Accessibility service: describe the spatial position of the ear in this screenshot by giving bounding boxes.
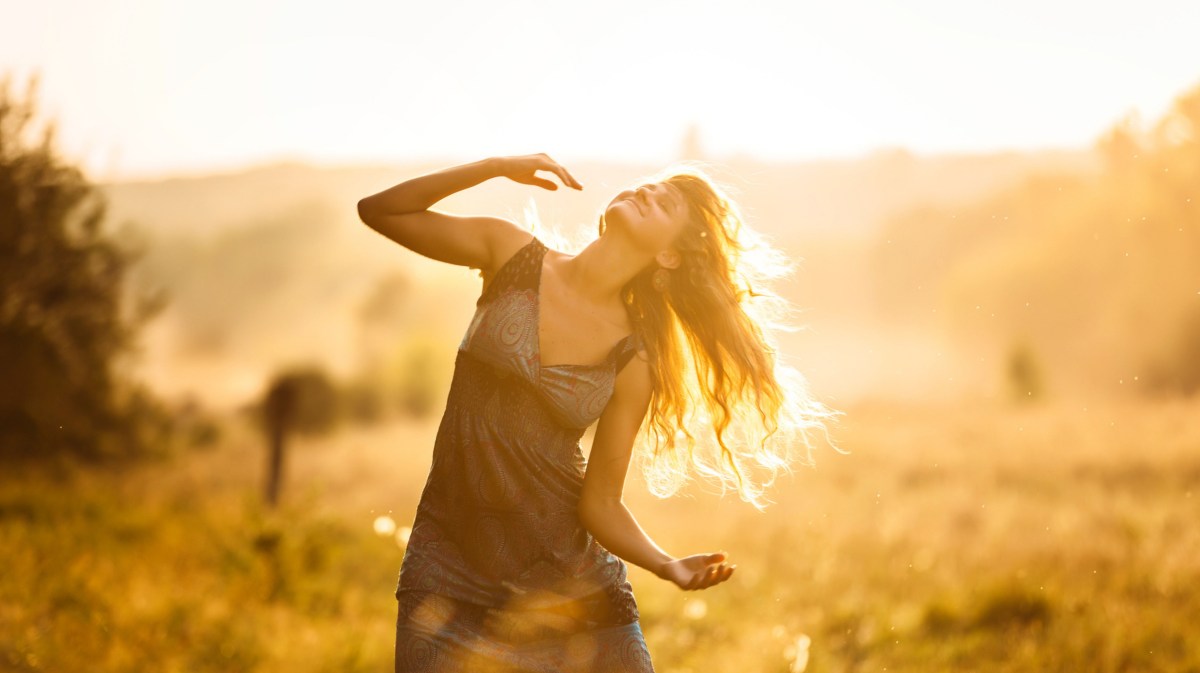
[656,248,682,270]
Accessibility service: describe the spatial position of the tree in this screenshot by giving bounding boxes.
[0,72,166,463]
[259,365,339,507]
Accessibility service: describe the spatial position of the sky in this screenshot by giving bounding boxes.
[2,0,1197,181]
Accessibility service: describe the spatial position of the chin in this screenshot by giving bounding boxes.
[605,213,658,250]
[604,201,634,227]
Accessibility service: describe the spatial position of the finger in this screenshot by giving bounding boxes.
[704,565,727,588]
[528,176,557,191]
[551,166,581,191]
[561,168,583,190]
[534,154,577,188]
[529,168,566,190]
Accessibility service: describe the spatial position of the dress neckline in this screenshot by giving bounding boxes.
[531,237,633,372]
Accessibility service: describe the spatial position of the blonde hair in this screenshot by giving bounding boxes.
[599,163,844,509]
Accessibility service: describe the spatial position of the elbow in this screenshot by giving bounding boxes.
[577,495,616,534]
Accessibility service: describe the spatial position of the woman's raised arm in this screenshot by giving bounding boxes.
[356,154,581,274]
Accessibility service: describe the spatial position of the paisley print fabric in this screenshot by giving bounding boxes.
[394,235,654,672]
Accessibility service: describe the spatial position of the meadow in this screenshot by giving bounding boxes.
[3,395,1197,672]
[4,14,1198,673]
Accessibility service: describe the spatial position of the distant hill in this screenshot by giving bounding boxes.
[95,150,1102,408]
[100,149,1100,244]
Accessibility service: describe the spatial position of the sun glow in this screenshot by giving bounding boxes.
[1,0,1195,180]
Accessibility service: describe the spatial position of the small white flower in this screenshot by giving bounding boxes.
[787,634,811,673]
[373,515,396,536]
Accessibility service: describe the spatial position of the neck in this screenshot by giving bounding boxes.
[560,231,654,307]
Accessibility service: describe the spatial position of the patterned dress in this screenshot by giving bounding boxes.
[394,235,655,673]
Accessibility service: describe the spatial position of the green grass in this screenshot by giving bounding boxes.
[2,398,1198,672]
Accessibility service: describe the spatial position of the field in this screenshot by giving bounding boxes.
[2,396,1198,672]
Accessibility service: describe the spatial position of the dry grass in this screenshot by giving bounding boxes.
[2,396,1198,672]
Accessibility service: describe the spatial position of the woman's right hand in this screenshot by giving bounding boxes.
[494,153,582,191]
[658,552,736,591]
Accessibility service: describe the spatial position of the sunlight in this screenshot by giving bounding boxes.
[2,0,1195,179]
[5,2,1200,671]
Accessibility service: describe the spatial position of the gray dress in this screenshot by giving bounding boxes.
[394,235,655,673]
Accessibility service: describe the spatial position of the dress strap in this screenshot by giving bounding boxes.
[614,330,645,374]
[476,235,543,308]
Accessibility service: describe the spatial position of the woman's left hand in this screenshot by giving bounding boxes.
[657,552,735,591]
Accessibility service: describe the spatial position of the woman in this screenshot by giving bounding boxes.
[357,154,838,673]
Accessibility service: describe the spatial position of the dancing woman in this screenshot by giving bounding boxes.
[357,154,837,672]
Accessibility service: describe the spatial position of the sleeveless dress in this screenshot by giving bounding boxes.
[393,235,656,673]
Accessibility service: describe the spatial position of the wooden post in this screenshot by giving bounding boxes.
[263,378,298,508]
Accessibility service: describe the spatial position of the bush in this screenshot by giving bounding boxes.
[260,365,340,437]
[0,72,168,463]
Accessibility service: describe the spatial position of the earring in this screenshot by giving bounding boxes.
[652,267,671,292]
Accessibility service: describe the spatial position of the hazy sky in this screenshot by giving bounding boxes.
[3,0,1197,181]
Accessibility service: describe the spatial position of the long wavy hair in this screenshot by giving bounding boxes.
[596,163,844,509]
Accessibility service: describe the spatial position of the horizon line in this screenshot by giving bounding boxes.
[95,142,1100,186]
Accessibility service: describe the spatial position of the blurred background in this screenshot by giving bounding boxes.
[1,1,1197,671]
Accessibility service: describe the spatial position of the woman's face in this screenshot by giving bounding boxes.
[604,181,689,262]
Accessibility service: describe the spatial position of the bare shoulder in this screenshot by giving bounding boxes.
[611,346,653,408]
[479,224,538,290]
